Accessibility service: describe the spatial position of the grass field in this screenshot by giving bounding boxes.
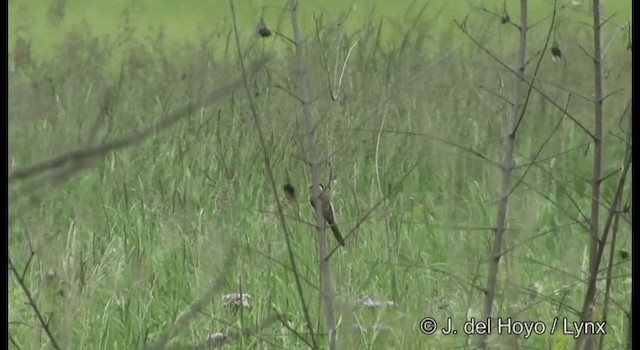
[9,0,631,349]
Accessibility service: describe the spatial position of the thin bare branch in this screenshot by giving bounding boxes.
[455,16,594,139]
[477,1,531,347]
[575,1,607,348]
[9,56,271,184]
[144,243,239,350]
[290,0,337,348]
[9,256,60,350]
[507,93,570,198]
[230,1,319,349]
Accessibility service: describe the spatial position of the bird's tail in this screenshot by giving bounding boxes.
[330,225,346,246]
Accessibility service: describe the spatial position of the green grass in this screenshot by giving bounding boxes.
[9,1,631,349]
[10,0,631,59]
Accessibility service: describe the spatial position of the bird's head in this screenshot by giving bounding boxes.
[309,183,325,191]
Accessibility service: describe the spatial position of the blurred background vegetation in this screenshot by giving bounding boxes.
[9,0,631,349]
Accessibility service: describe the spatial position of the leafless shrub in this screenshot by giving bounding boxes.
[455,1,630,348]
[227,0,319,348]
[10,42,270,350]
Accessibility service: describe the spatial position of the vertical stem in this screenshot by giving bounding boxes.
[477,1,527,348]
[289,1,338,349]
[575,1,603,349]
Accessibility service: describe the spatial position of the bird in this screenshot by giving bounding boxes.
[309,184,346,246]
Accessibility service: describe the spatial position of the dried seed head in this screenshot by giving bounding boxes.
[551,41,564,62]
[500,1,509,24]
[207,332,233,347]
[283,182,296,201]
[356,294,396,308]
[256,18,272,38]
[223,293,251,309]
[618,249,630,260]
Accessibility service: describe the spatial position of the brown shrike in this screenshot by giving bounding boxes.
[309,184,346,246]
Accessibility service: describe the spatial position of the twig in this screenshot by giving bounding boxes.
[9,256,60,350]
[8,56,271,185]
[230,0,319,348]
[144,243,239,350]
[289,0,337,348]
